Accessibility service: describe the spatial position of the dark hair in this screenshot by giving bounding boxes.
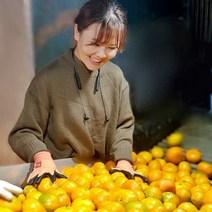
[74,0,127,52]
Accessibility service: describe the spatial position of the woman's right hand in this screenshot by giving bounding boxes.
[27,151,66,185]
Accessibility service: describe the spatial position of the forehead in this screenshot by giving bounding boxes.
[82,23,119,44]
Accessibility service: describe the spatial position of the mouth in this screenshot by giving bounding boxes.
[90,57,102,64]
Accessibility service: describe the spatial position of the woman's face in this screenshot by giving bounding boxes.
[74,23,119,71]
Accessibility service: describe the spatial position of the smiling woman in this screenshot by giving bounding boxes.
[8,0,137,186]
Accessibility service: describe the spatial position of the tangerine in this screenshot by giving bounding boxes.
[148,159,162,170]
[197,161,212,178]
[191,188,204,209]
[199,203,212,212]
[138,151,152,164]
[176,187,191,203]
[150,146,164,159]
[148,169,163,183]
[144,185,162,200]
[185,148,202,163]
[202,189,212,204]
[162,191,180,206]
[122,179,143,190]
[166,132,183,147]
[165,146,184,165]
[105,160,116,170]
[162,162,178,173]
[178,202,198,212]
[156,178,176,193]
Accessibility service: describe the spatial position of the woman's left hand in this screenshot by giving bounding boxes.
[110,160,149,183]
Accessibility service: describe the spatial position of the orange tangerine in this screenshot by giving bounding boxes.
[62,166,76,177]
[191,188,204,209]
[132,151,138,163]
[93,190,114,209]
[71,198,95,211]
[134,190,145,201]
[156,158,166,166]
[37,177,54,193]
[114,175,128,188]
[199,183,211,192]
[134,164,149,177]
[141,197,163,211]
[185,148,202,163]
[68,172,80,181]
[90,188,106,202]
[144,185,162,200]
[150,205,167,212]
[176,187,191,203]
[166,132,183,147]
[177,170,191,179]
[165,146,184,165]
[178,161,191,172]
[125,200,148,211]
[195,175,210,185]
[163,202,178,211]
[162,162,178,173]
[102,181,117,191]
[138,151,153,164]
[162,172,176,181]
[179,175,195,189]
[148,169,163,183]
[162,191,180,206]
[110,171,126,181]
[99,200,125,212]
[121,179,143,190]
[74,176,91,189]
[53,178,68,188]
[23,185,37,195]
[199,203,212,212]
[112,188,139,205]
[74,163,91,172]
[178,202,198,212]
[202,189,212,204]
[59,180,77,197]
[26,190,42,200]
[148,159,162,170]
[156,178,176,193]
[150,146,165,159]
[81,171,94,182]
[197,161,212,178]
[93,168,109,175]
[71,187,91,201]
[105,160,116,171]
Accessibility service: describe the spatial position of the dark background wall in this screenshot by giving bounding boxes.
[31,0,212,150]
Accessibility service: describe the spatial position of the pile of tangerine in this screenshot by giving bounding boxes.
[1,145,212,212]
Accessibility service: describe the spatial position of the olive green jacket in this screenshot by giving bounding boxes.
[9,49,134,163]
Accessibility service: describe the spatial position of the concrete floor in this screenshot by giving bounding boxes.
[158,109,212,163]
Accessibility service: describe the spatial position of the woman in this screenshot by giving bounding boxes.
[9,0,136,184]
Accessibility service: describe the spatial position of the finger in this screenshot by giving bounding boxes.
[0,187,13,201]
[48,173,56,182]
[109,168,134,179]
[0,182,23,196]
[134,173,149,183]
[27,175,38,185]
[35,173,49,184]
[54,171,67,179]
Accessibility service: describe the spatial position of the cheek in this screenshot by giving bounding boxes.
[107,51,118,60]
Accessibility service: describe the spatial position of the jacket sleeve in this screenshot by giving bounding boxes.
[110,79,135,163]
[8,73,50,162]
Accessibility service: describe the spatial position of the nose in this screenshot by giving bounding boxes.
[96,46,107,58]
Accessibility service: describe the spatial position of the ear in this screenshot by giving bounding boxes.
[74,24,80,42]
